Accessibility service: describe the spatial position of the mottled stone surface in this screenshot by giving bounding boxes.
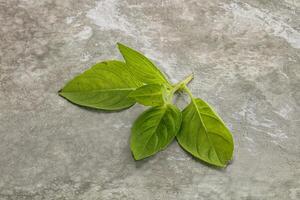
[0,0,299,199]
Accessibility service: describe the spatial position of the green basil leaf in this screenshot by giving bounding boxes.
[177,98,234,167]
[131,104,182,160]
[117,43,169,85]
[128,84,171,106]
[59,60,142,110]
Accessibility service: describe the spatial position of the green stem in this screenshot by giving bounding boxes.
[172,73,194,92]
[182,85,208,132]
[182,84,194,99]
[167,73,194,104]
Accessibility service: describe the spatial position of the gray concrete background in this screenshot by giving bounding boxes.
[0,0,300,199]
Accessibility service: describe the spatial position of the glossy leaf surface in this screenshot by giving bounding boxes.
[128,84,170,106]
[131,104,182,160]
[177,98,234,167]
[59,61,142,110]
[118,43,169,85]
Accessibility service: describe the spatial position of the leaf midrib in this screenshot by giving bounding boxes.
[60,88,137,94]
[191,99,223,165]
[131,92,162,97]
[139,105,168,157]
[118,43,169,84]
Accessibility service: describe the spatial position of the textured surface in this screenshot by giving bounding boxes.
[0,0,299,199]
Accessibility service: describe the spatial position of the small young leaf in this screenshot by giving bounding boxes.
[176,98,234,167]
[59,60,142,110]
[131,104,182,160]
[128,84,170,106]
[117,43,169,85]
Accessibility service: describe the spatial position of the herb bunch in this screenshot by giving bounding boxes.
[59,43,234,167]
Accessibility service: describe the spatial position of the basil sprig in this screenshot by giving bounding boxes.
[59,43,234,167]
